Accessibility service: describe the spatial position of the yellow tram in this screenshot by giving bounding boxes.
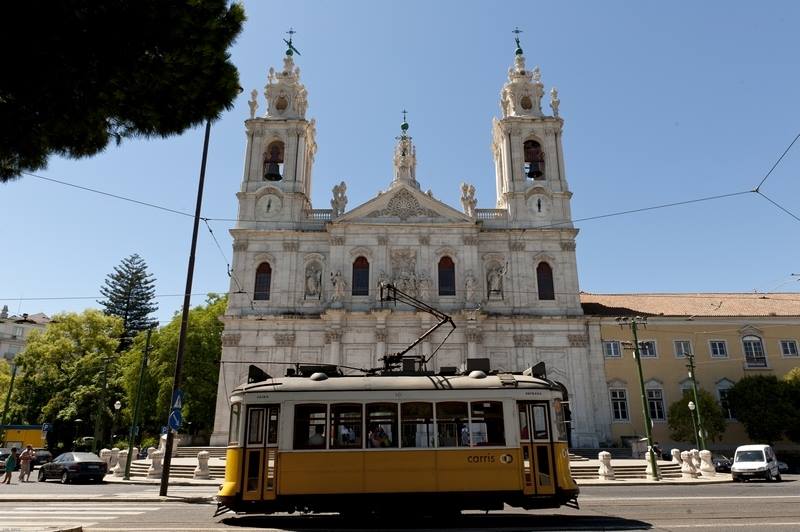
[216,365,579,515]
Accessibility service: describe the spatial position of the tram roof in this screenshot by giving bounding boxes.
[233,373,561,395]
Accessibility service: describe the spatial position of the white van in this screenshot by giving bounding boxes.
[731,444,782,482]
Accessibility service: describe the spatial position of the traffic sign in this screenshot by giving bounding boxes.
[172,389,184,410]
[168,409,182,432]
[161,425,168,435]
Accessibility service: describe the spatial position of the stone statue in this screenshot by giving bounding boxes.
[304,264,322,299]
[464,271,478,303]
[418,271,432,300]
[680,450,698,479]
[331,181,348,217]
[460,182,477,218]
[377,270,388,292]
[699,450,716,478]
[598,451,615,480]
[248,89,258,119]
[670,448,681,464]
[330,271,346,303]
[550,87,560,117]
[487,263,508,298]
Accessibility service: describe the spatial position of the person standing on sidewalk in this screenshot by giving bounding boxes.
[2,448,18,484]
[18,445,34,482]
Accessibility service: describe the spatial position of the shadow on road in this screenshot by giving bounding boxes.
[222,512,652,530]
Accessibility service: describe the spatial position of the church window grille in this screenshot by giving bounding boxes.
[536,262,555,300]
[254,262,272,300]
[352,256,369,296]
[523,140,545,180]
[263,141,285,181]
[438,256,456,296]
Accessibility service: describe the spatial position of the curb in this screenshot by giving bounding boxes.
[0,496,215,503]
[576,478,732,486]
[102,477,219,486]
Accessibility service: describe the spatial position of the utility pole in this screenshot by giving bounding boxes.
[124,326,154,480]
[686,352,707,449]
[160,119,212,497]
[618,316,660,481]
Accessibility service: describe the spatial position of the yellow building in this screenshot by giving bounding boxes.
[1,424,46,449]
[582,293,800,450]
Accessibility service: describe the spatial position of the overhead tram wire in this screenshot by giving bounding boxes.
[0,292,224,301]
[754,191,800,224]
[754,131,800,191]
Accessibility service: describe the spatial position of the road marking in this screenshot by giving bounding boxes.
[583,495,800,501]
[666,523,800,528]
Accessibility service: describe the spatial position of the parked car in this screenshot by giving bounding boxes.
[777,460,789,474]
[38,452,107,483]
[731,444,782,482]
[712,454,732,473]
[32,449,53,467]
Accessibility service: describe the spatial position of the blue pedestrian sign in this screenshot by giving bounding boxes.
[168,409,183,432]
[172,389,184,410]
[161,425,168,435]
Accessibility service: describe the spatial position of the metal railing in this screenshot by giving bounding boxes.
[475,209,508,220]
[308,209,333,221]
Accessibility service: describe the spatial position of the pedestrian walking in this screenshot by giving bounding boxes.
[18,445,34,482]
[2,447,18,484]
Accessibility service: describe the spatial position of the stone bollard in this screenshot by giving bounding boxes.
[699,450,716,478]
[147,450,163,479]
[100,448,112,468]
[132,447,139,461]
[671,448,681,464]
[109,447,120,469]
[645,449,659,480]
[691,449,701,470]
[172,435,180,457]
[597,451,615,480]
[113,449,128,477]
[681,451,698,478]
[147,446,156,459]
[194,451,211,480]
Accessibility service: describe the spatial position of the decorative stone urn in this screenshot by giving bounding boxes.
[699,450,716,478]
[681,451,699,478]
[194,451,211,480]
[147,450,163,479]
[109,447,120,469]
[598,451,615,480]
[113,449,128,477]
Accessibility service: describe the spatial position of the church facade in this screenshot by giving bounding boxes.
[210,41,611,448]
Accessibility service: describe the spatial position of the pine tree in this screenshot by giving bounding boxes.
[98,254,158,348]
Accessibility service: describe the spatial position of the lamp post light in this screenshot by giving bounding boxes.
[685,352,707,450]
[688,401,700,449]
[113,400,122,442]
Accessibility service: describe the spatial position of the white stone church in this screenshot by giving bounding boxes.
[210,40,611,447]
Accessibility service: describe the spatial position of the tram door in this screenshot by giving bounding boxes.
[517,402,555,496]
[242,405,280,501]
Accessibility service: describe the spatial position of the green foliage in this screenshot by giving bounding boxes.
[7,311,122,449]
[667,389,728,444]
[139,436,159,451]
[0,359,11,405]
[727,375,791,444]
[0,1,245,181]
[121,294,226,438]
[783,368,800,443]
[98,254,158,349]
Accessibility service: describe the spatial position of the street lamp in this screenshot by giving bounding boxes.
[113,400,122,442]
[688,401,700,449]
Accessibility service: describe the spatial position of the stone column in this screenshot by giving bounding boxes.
[113,450,128,477]
[326,329,342,366]
[148,450,163,479]
[466,328,482,359]
[194,451,211,480]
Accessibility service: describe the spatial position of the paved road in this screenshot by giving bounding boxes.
[0,475,796,531]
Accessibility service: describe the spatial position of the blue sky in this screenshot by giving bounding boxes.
[2,0,799,325]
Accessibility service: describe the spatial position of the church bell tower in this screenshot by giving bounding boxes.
[492,32,573,229]
[238,33,317,226]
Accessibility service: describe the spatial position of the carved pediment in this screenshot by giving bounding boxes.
[366,189,440,220]
[334,184,474,224]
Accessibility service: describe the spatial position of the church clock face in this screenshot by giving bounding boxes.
[257,193,283,219]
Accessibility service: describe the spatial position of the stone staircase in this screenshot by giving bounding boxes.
[570,447,632,460]
[570,461,682,479]
[175,446,228,458]
[128,460,226,479]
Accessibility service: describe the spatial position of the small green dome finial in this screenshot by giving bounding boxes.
[283,28,301,57]
[512,27,524,55]
[401,109,409,133]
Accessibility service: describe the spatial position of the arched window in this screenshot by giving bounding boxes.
[352,256,369,296]
[742,335,767,368]
[524,140,545,180]
[438,256,456,296]
[536,262,555,300]
[254,262,272,300]
[263,141,285,181]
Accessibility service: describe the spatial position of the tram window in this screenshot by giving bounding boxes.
[553,400,568,442]
[247,408,266,445]
[470,401,505,446]
[267,407,279,445]
[366,403,398,448]
[531,404,549,440]
[518,404,530,441]
[401,402,434,448]
[331,403,363,449]
[293,404,327,450]
[228,403,241,446]
[436,402,469,447]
